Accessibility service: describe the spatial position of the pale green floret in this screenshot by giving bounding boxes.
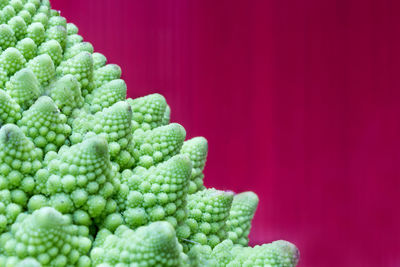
[91,222,187,266]
[15,37,37,61]
[92,64,121,88]
[36,4,49,16]
[31,12,48,28]
[0,47,26,76]
[65,33,83,48]
[0,124,42,191]
[37,39,62,66]
[0,256,42,267]
[23,3,36,16]
[92,52,106,70]
[17,10,32,25]
[57,51,93,94]
[7,16,26,41]
[0,189,24,234]
[127,93,168,131]
[5,68,40,109]
[66,23,78,35]
[181,137,208,193]
[184,189,233,249]
[45,25,67,50]
[30,0,42,9]
[26,22,45,45]
[0,207,92,266]
[116,155,191,232]
[89,102,132,154]
[48,16,66,28]
[227,191,259,246]
[26,53,55,86]
[64,42,93,60]
[0,24,16,50]
[10,0,23,13]
[0,89,22,125]
[227,240,300,267]
[34,136,117,220]
[49,74,84,117]
[87,79,127,113]
[132,123,186,167]
[17,96,71,152]
[2,5,16,23]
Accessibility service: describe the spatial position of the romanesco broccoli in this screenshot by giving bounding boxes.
[0,0,299,266]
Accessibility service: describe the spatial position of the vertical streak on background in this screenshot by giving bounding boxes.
[52,0,400,266]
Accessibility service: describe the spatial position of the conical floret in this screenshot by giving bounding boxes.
[7,16,26,41]
[63,41,93,60]
[0,89,22,125]
[26,22,45,45]
[92,64,121,88]
[38,39,63,66]
[0,24,16,50]
[0,207,92,266]
[49,74,84,116]
[26,53,55,86]
[34,136,116,220]
[15,37,37,61]
[45,25,67,50]
[87,79,127,113]
[132,123,186,168]
[226,191,259,246]
[115,155,191,231]
[17,10,32,25]
[92,52,106,70]
[127,93,168,131]
[181,136,208,193]
[57,51,93,94]
[91,222,186,266]
[184,189,234,248]
[0,124,42,191]
[18,96,71,152]
[0,47,26,76]
[5,68,40,109]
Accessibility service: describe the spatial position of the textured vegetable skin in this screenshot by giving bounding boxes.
[0,0,299,266]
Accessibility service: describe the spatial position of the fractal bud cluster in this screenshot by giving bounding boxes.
[0,0,300,266]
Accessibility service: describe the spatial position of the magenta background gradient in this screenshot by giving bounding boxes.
[52,1,400,266]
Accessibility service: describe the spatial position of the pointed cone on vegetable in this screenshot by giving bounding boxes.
[184,189,234,249]
[0,207,92,266]
[0,124,42,190]
[87,79,127,113]
[0,47,26,76]
[127,93,168,131]
[91,222,186,266]
[18,96,71,152]
[227,191,259,246]
[181,136,208,193]
[0,89,22,125]
[92,64,121,88]
[133,123,186,168]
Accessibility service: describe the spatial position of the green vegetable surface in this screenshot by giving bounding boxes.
[0,0,299,266]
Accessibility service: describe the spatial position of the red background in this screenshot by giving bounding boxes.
[52,1,400,266]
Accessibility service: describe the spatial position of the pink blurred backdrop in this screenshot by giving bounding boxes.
[52,0,400,266]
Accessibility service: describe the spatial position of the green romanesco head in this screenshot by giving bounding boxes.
[0,0,299,266]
